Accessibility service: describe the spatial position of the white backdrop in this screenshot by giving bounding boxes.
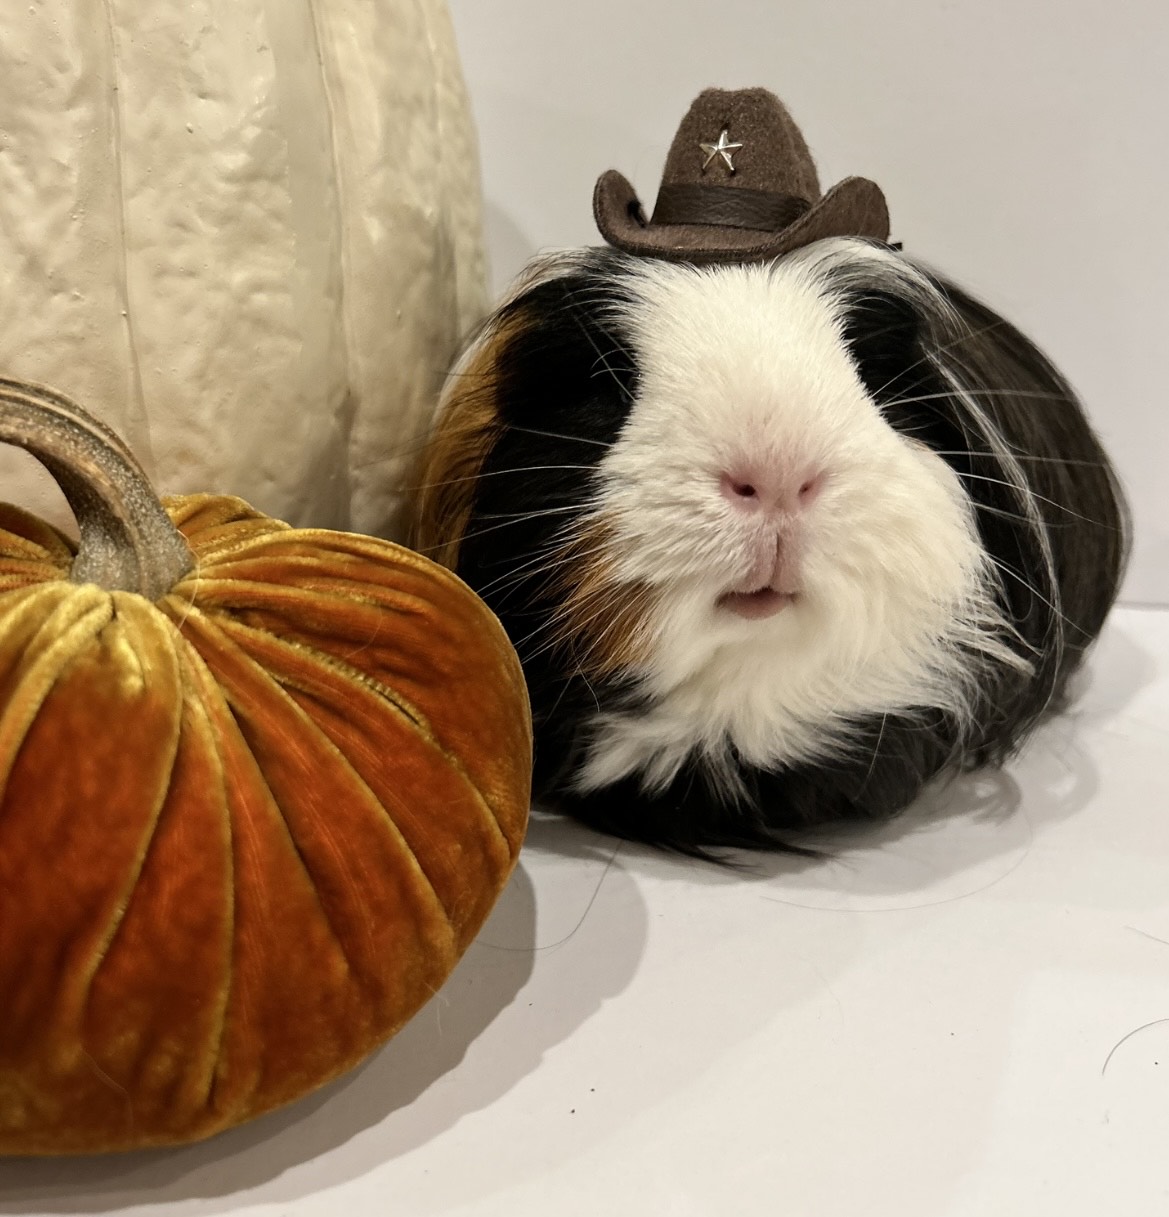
[449,0,1169,605]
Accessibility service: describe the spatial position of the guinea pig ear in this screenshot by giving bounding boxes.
[411,312,514,569]
[840,289,923,402]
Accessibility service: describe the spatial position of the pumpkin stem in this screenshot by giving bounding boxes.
[0,379,194,599]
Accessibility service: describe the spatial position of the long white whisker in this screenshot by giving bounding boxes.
[882,387,1075,408]
[870,317,1008,400]
[986,556,1087,639]
[517,586,646,665]
[475,505,583,522]
[929,450,1106,468]
[508,425,613,449]
[956,472,1115,527]
[474,541,613,597]
[416,505,581,552]
[411,463,600,491]
[558,286,635,403]
[572,662,603,714]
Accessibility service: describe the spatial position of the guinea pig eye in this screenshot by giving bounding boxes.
[495,277,639,437]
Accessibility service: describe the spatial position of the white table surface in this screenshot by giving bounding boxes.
[3,605,1168,1216]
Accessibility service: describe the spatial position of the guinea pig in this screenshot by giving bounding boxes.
[413,97,1128,856]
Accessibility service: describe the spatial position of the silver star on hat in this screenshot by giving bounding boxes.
[699,129,743,173]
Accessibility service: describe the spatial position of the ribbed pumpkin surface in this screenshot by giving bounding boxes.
[0,0,486,539]
[0,494,531,1154]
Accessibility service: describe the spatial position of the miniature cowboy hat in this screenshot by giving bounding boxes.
[594,87,890,264]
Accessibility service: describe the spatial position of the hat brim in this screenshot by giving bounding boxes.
[593,169,890,264]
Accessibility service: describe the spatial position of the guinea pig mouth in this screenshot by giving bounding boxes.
[717,587,798,621]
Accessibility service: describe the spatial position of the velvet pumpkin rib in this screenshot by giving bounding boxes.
[203,611,514,944]
[83,650,238,1139]
[189,570,531,859]
[170,607,472,1134]
[0,505,76,575]
[177,601,459,964]
[174,631,414,1137]
[164,640,371,1143]
[0,588,109,753]
[56,597,187,1045]
[0,590,190,1151]
[163,495,293,564]
[173,536,531,854]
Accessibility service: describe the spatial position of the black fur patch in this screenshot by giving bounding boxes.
[455,253,639,796]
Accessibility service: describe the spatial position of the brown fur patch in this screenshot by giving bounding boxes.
[543,516,656,681]
[413,307,656,681]
[410,315,517,569]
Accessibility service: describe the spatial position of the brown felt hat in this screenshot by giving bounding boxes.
[594,87,890,264]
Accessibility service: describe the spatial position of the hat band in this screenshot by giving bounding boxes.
[651,184,812,232]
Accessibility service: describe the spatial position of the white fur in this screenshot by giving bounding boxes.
[572,242,1022,796]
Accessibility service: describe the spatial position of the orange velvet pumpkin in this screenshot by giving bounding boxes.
[0,380,532,1155]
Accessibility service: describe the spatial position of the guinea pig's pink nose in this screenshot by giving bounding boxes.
[719,468,825,514]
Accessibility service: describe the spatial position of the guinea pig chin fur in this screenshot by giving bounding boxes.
[414,239,1128,856]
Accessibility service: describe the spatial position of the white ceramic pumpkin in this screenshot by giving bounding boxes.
[0,0,485,539]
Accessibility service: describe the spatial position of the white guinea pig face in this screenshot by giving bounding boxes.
[568,252,1008,780]
[598,257,979,626]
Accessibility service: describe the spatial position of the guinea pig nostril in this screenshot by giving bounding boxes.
[797,471,826,506]
[720,473,759,503]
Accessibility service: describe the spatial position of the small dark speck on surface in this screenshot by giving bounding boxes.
[1101,1017,1169,1076]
